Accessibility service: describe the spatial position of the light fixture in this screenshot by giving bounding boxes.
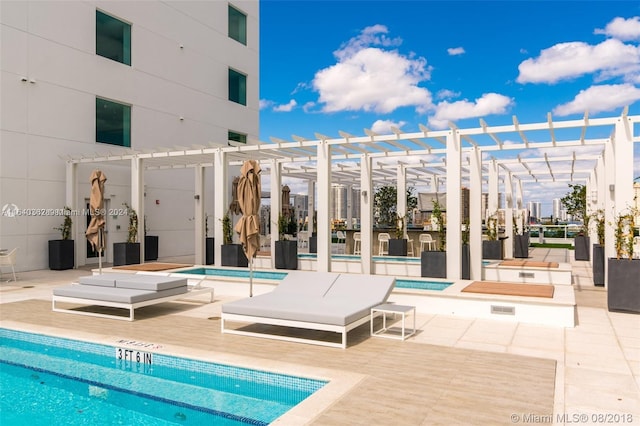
[609,184,615,192]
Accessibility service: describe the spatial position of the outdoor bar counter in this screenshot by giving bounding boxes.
[343,228,441,256]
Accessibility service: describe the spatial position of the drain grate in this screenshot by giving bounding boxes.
[490,305,515,315]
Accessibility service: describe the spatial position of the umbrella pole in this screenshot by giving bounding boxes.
[249,258,253,297]
[98,231,102,275]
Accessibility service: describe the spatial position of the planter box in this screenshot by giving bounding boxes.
[482,240,503,260]
[113,242,140,266]
[607,258,640,313]
[514,233,530,258]
[144,235,158,261]
[592,244,604,286]
[389,239,407,256]
[275,240,298,270]
[309,235,317,253]
[48,239,74,270]
[461,244,470,280]
[574,235,590,261]
[421,251,447,278]
[206,237,214,265]
[221,244,248,267]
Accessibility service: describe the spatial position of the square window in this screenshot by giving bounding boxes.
[228,131,247,145]
[228,69,246,106]
[228,5,247,45]
[96,10,131,65]
[96,98,131,147]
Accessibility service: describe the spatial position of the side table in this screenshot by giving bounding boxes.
[370,303,416,340]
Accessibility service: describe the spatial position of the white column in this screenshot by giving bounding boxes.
[397,164,407,236]
[66,162,79,267]
[586,170,597,244]
[270,160,282,268]
[596,156,605,211]
[446,128,461,279]
[307,180,315,232]
[194,165,205,265]
[487,159,499,219]
[346,184,353,229]
[504,171,514,259]
[515,179,524,210]
[469,147,483,280]
[360,155,373,274]
[317,140,332,272]
[131,157,144,262]
[213,149,227,266]
[603,138,615,287]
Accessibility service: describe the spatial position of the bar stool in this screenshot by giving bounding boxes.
[378,233,390,255]
[419,234,436,251]
[353,232,361,255]
[407,238,415,256]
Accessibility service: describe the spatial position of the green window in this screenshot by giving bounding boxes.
[228,5,247,45]
[96,10,131,65]
[228,131,247,145]
[228,69,246,105]
[96,98,131,147]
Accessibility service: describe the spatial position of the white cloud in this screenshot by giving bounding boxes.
[436,89,460,100]
[313,26,434,114]
[517,38,640,84]
[370,119,406,134]
[273,99,298,112]
[595,16,640,41]
[302,101,316,113]
[447,47,465,56]
[428,93,514,129]
[553,84,640,116]
[259,99,274,110]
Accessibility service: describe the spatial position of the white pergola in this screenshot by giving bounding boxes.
[65,109,638,286]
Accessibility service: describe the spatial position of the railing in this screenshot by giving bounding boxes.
[528,224,582,244]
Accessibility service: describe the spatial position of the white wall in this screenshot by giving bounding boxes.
[0,0,259,271]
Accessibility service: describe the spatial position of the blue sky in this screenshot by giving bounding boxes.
[258,1,640,216]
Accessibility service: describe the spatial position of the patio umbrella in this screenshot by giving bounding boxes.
[86,170,107,274]
[229,176,241,215]
[234,160,261,297]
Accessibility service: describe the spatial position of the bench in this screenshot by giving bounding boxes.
[52,273,213,321]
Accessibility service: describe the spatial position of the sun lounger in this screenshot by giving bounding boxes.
[221,271,395,348]
[52,273,213,321]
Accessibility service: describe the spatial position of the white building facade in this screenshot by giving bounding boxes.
[1,1,260,271]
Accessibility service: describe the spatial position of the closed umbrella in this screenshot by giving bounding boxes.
[86,170,107,274]
[234,160,261,296]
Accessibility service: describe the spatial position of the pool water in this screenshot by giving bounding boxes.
[176,268,288,280]
[395,279,452,291]
[0,329,326,425]
[297,253,421,263]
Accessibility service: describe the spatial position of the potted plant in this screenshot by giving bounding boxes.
[49,206,74,270]
[592,209,605,286]
[607,205,640,313]
[144,215,159,261]
[389,214,408,256]
[205,214,214,265]
[113,202,140,266]
[482,212,503,260]
[561,183,590,261]
[275,214,298,269]
[221,212,247,267]
[421,199,446,278]
[513,211,529,259]
[461,217,470,279]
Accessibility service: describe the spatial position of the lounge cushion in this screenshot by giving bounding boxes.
[273,271,340,297]
[324,274,395,306]
[115,275,188,291]
[77,274,122,287]
[53,284,187,304]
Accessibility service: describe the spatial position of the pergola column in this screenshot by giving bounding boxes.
[469,147,483,280]
[487,158,499,219]
[270,160,282,268]
[66,161,79,268]
[317,139,332,272]
[307,180,315,232]
[503,171,514,259]
[397,164,407,236]
[213,149,227,266]
[194,165,205,265]
[446,128,461,280]
[131,157,144,262]
[360,154,373,274]
[346,184,353,229]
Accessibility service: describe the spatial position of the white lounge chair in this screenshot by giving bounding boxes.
[0,248,17,282]
[221,271,395,348]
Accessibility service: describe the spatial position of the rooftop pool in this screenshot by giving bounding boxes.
[0,329,326,425]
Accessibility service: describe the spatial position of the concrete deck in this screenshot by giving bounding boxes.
[1,248,638,425]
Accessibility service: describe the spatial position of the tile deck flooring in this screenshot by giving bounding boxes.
[1,248,638,425]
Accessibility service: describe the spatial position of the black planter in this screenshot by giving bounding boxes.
[144,235,158,261]
[389,239,408,256]
[48,239,74,270]
[574,235,590,261]
[514,233,530,258]
[607,258,640,313]
[206,237,214,265]
[275,240,298,270]
[592,244,604,286]
[461,244,470,280]
[113,242,140,266]
[221,244,248,267]
[309,235,317,253]
[482,240,503,260]
[421,251,447,278]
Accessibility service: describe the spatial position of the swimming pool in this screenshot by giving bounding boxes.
[0,329,326,425]
[395,279,452,291]
[176,268,288,281]
[298,253,421,263]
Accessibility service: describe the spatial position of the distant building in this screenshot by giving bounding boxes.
[552,199,562,221]
[527,201,542,223]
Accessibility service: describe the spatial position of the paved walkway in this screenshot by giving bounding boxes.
[0,248,638,425]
